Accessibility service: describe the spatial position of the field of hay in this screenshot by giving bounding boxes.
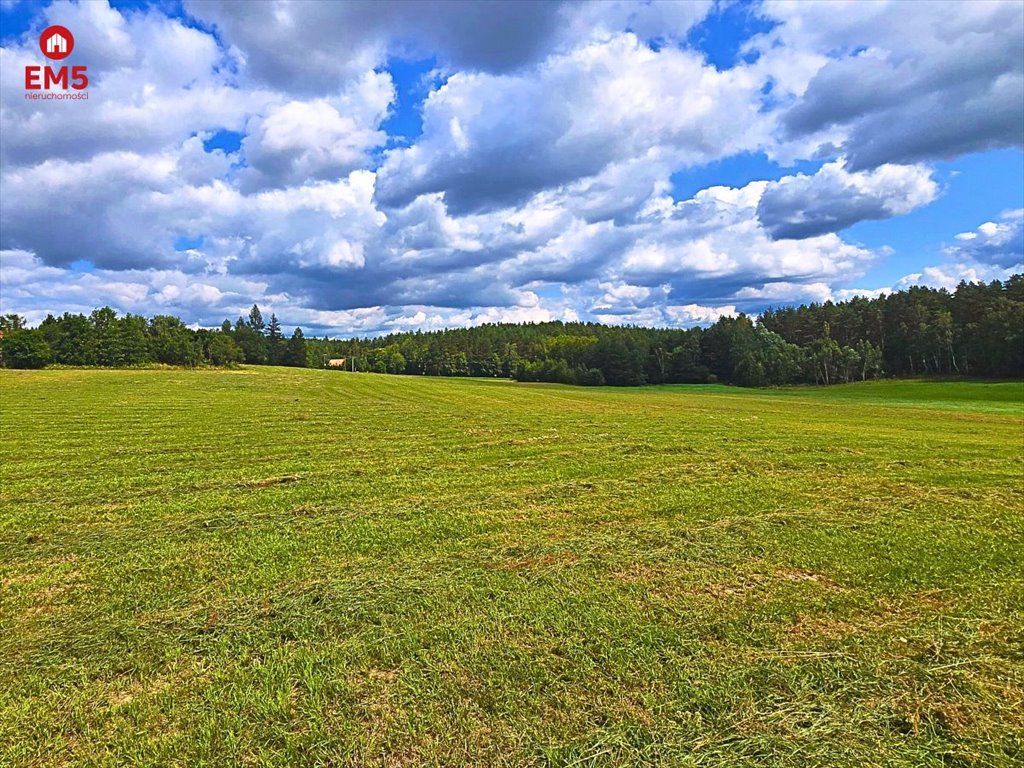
[1,368,1022,766]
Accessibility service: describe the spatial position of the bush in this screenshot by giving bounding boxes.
[0,331,53,369]
[208,333,243,366]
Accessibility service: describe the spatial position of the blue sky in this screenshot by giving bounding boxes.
[1,0,1022,335]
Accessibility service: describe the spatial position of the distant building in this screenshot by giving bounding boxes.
[327,358,347,368]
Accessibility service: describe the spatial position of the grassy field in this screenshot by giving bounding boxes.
[1,369,1022,767]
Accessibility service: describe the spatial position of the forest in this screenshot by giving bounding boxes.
[1,275,1021,387]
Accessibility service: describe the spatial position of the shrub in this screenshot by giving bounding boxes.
[0,331,53,369]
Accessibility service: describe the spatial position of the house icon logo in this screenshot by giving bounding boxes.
[46,32,67,55]
[39,25,74,61]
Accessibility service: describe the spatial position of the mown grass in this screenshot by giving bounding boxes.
[1,368,1022,767]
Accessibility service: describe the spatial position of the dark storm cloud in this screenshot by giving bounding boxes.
[273,262,529,312]
[756,162,936,241]
[758,180,897,241]
[781,2,1024,170]
[184,0,571,91]
[0,156,177,270]
[841,79,1024,171]
[374,128,618,215]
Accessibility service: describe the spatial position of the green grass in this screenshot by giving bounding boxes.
[1,369,1022,767]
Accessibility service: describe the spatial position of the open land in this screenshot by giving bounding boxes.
[1,369,1022,766]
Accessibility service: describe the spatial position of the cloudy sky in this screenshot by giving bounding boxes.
[1,0,1022,336]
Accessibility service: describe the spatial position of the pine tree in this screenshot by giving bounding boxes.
[247,304,265,334]
[267,313,283,365]
[285,328,307,368]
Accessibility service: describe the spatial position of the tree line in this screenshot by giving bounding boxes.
[1,276,1021,386]
[0,305,308,370]
[307,276,1023,386]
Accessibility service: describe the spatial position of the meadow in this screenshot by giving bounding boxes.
[0,368,1022,767]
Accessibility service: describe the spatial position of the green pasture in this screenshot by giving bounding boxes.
[1,369,1021,766]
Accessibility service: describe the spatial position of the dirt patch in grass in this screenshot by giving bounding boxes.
[1,572,39,588]
[776,567,846,591]
[788,590,953,642]
[609,563,846,606]
[238,474,304,488]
